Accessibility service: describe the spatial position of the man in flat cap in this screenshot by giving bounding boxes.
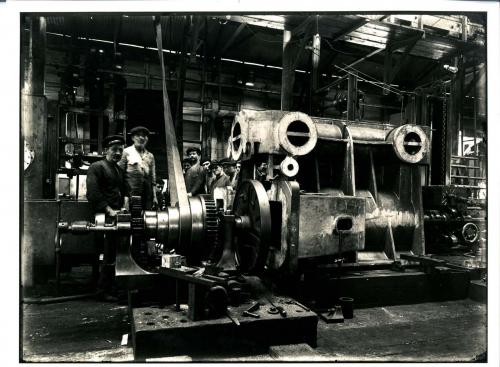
[220,158,239,190]
[86,134,130,301]
[118,126,157,210]
[208,160,231,195]
[184,146,205,196]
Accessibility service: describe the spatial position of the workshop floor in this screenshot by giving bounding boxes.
[22,295,486,362]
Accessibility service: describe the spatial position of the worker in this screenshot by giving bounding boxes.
[184,147,205,196]
[118,126,157,210]
[256,160,267,181]
[209,160,231,195]
[182,158,192,175]
[220,157,238,190]
[202,160,213,193]
[86,135,130,301]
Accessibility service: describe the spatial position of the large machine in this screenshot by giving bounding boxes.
[228,110,430,275]
[58,108,432,285]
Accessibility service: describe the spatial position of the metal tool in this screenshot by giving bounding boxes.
[225,308,240,326]
[242,311,260,318]
[286,299,310,312]
[245,301,261,313]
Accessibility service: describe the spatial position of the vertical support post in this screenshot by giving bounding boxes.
[281,28,294,111]
[311,33,321,115]
[411,166,426,255]
[22,15,47,200]
[383,46,392,97]
[347,72,358,121]
[457,56,465,156]
[445,56,463,184]
[473,61,478,156]
[176,17,189,157]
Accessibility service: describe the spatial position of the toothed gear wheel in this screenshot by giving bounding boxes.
[202,197,219,248]
[130,196,143,233]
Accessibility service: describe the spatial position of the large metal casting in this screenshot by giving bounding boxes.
[228,109,431,275]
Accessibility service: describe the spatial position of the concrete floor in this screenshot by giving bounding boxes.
[21,297,486,362]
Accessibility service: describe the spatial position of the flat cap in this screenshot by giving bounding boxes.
[219,157,236,166]
[186,146,201,155]
[129,126,151,136]
[103,134,125,148]
[210,159,220,167]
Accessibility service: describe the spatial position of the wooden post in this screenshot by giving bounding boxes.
[22,16,47,201]
[347,72,358,121]
[175,17,190,157]
[281,28,294,111]
[311,33,321,115]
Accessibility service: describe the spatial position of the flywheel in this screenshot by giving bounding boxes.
[232,180,272,273]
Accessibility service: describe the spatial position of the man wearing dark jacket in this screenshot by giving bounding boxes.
[86,135,130,301]
[209,160,231,195]
[184,147,205,196]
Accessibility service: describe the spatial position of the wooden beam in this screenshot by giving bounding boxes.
[219,22,246,57]
[388,33,424,53]
[331,15,389,42]
[388,36,421,83]
[331,18,369,42]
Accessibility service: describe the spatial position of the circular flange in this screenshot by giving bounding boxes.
[232,180,272,273]
[280,156,299,178]
[389,124,429,164]
[462,222,479,244]
[277,112,318,156]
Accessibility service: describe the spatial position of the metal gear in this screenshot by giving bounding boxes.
[199,195,219,260]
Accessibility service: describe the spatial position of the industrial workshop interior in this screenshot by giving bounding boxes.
[21,12,488,362]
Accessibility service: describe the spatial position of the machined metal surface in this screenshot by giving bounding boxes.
[232,180,272,273]
[298,194,366,258]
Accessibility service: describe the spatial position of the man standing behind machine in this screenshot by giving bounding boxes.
[119,126,158,210]
[184,147,205,197]
[220,158,238,190]
[208,160,231,195]
[86,135,130,301]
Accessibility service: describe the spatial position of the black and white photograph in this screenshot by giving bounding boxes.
[6,0,499,363]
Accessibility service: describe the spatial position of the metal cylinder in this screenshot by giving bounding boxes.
[280,156,299,177]
[277,112,318,156]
